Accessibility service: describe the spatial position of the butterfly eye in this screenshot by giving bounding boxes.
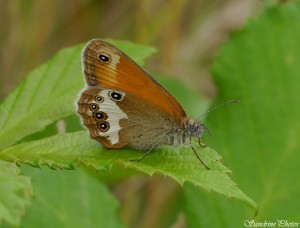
[98,121,110,132]
[94,95,104,103]
[89,103,99,111]
[98,53,110,62]
[93,111,107,120]
[109,91,123,101]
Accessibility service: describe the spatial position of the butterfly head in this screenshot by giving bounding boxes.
[186,120,206,140]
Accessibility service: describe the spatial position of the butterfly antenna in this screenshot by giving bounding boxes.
[196,100,240,121]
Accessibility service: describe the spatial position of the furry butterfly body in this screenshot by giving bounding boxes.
[77,39,207,166]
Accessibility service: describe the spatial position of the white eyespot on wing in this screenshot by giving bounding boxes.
[98,89,127,145]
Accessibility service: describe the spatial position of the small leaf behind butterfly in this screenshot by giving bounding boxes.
[106,38,157,66]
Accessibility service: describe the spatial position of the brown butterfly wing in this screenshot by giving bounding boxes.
[82,39,187,125]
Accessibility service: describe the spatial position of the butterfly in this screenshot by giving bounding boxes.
[77,39,238,169]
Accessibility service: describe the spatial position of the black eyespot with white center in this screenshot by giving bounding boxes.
[94,95,104,103]
[98,121,110,132]
[89,103,99,111]
[93,111,107,120]
[98,53,110,63]
[109,91,124,101]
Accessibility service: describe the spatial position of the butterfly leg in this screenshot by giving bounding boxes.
[190,145,210,170]
[130,149,153,162]
[130,140,162,162]
[198,138,207,148]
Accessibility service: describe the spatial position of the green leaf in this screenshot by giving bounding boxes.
[20,167,124,228]
[0,40,155,150]
[0,131,257,213]
[185,2,300,227]
[0,160,32,226]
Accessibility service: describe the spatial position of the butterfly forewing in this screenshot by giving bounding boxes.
[81,39,187,125]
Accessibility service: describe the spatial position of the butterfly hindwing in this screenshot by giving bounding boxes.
[77,87,126,148]
[77,87,177,150]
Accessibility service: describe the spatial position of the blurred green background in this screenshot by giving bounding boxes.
[1,0,299,227]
